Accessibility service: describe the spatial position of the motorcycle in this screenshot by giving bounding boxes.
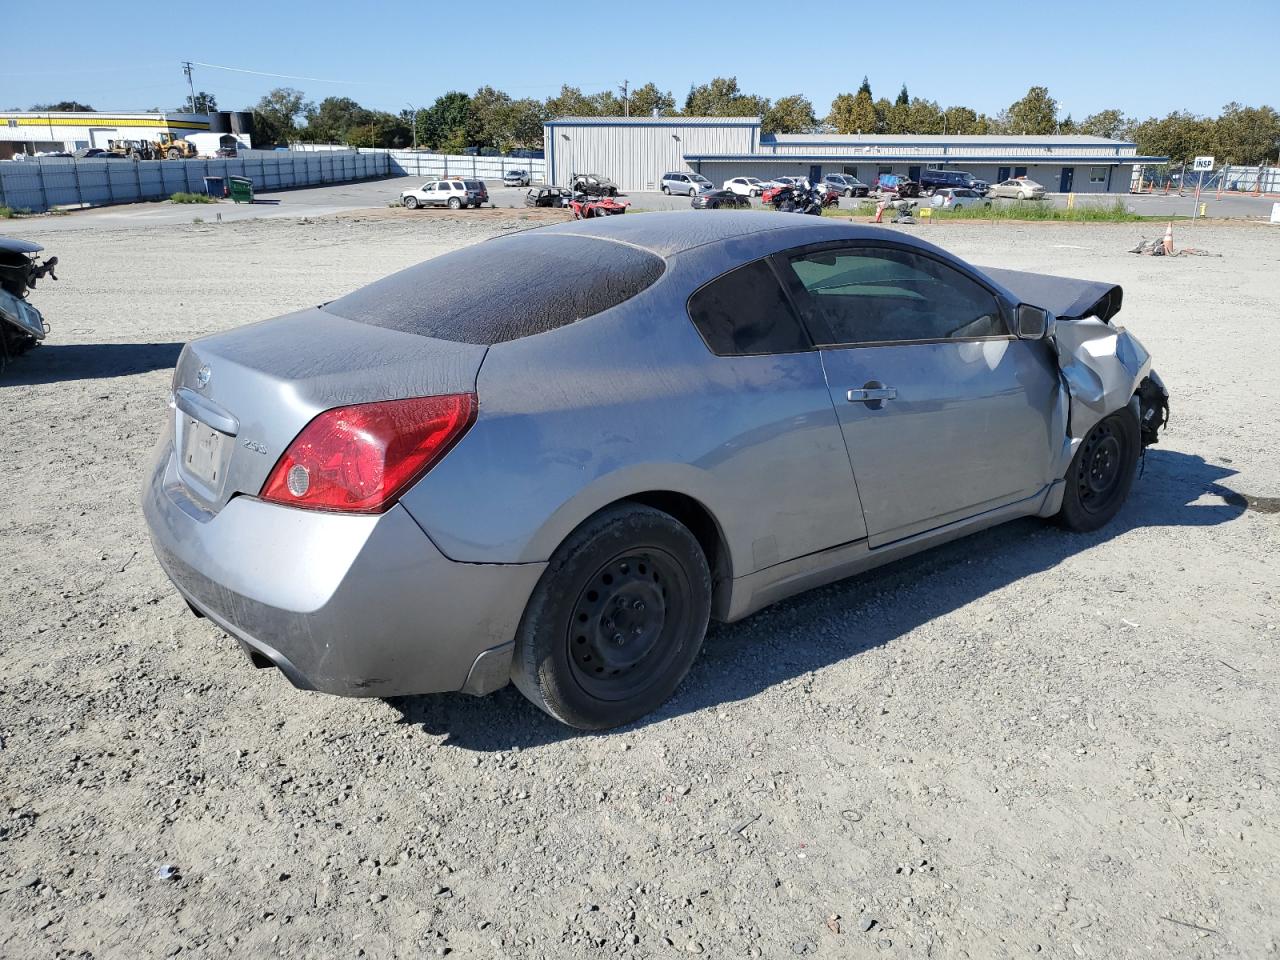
[0,238,58,371]
[772,185,823,216]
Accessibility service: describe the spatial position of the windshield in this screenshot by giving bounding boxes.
[691,175,710,183]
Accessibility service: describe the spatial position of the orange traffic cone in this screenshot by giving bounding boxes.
[1162,222,1174,255]
[874,200,886,223]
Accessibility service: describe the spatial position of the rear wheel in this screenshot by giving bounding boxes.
[403,196,419,209]
[448,197,462,210]
[1055,409,1140,532]
[512,505,711,730]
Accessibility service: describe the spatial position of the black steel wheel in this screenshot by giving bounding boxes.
[1055,408,1140,532]
[512,504,712,730]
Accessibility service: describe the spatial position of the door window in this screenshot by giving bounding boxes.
[686,259,811,356]
[781,246,1007,346]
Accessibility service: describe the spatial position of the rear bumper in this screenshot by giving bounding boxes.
[142,443,545,698]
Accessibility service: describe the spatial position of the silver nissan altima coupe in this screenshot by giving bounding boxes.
[143,212,1169,729]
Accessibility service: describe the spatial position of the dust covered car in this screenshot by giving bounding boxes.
[143,213,1168,730]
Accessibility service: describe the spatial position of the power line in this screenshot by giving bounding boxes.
[191,61,368,85]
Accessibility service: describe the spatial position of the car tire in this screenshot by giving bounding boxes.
[1055,408,1140,533]
[1017,191,1027,200]
[511,504,712,730]
[448,197,462,210]
[403,196,419,209]
[661,185,669,194]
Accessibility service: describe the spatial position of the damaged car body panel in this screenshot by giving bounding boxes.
[983,264,1169,455]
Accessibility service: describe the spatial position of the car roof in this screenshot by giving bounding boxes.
[533,210,955,259]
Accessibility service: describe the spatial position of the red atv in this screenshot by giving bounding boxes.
[570,194,630,219]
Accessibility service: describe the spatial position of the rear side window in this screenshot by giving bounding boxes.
[322,234,665,345]
[687,259,810,356]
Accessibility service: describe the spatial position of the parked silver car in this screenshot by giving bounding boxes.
[503,168,531,187]
[661,171,714,196]
[143,213,1168,729]
[990,177,1047,200]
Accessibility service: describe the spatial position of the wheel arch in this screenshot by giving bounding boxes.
[541,488,734,621]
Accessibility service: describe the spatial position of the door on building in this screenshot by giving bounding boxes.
[997,166,1011,182]
[1059,167,1074,192]
[908,165,922,181]
[775,241,1060,547]
[1013,167,1028,178]
[808,165,822,184]
[89,128,114,148]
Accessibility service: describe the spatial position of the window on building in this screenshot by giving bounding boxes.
[1089,166,1107,184]
[877,165,893,176]
[842,166,858,178]
[1013,167,1028,178]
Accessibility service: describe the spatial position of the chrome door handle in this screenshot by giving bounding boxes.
[846,386,897,403]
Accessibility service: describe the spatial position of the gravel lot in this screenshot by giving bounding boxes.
[1,211,1277,960]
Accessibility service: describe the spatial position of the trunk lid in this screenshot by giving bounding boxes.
[171,308,487,513]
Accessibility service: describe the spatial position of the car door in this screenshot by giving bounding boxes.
[423,181,443,205]
[775,242,1061,547]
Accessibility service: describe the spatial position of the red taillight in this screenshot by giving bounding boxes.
[260,394,475,513]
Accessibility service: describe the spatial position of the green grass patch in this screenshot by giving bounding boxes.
[0,206,13,219]
[170,192,215,204]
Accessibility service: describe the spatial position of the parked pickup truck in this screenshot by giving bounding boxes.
[918,168,989,196]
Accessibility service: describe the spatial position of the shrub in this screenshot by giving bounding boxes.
[170,192,214,204]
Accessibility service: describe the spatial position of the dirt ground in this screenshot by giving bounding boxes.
[1,212,1277,960]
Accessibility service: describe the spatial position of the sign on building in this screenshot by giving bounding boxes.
[1192,156,1214,171]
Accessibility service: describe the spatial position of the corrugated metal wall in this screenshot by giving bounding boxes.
[546,122,756,191]
[0,149,389,213]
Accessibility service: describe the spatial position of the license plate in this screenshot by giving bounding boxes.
[181,417,229,488]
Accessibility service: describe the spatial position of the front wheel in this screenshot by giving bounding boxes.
[1055,409,1140,532]
[661,185,669,194]
[511,504,711,730]
[403,196,419,209]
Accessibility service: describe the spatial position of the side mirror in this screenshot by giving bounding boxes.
[1016,303,1056,340]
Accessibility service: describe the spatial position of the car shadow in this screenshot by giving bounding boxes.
[1,341,183,384]
[389,448,1245,750]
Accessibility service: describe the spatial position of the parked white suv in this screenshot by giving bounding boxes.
[660,171,713,196]
[401,179,489,210]
[722,176,765,197]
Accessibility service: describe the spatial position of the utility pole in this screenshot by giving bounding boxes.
[182,61,197,113]
[406,102,417,150]
[619,79,629,118]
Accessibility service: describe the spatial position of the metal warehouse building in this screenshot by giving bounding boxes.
[0,111,253,159]
[544,116,1165,194]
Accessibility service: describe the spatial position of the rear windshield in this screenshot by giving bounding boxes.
[463,180,483,190]
[321,233,665,345]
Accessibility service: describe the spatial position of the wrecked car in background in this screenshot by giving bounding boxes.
[142,213,1168,731]
[525,185,572,208]
[0,237,58,371]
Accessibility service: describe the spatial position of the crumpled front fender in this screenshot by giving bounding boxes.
[1052,317,1154,442]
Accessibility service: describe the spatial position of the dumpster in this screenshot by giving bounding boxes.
[202,176,225,199]
[228,177,254,204]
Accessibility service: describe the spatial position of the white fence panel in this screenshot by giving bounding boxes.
[0,149,392,213]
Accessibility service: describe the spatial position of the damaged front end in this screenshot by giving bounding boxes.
[985,265,1170,455]
[0,237,58,371]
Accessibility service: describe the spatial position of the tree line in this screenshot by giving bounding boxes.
[20,80,1278,167]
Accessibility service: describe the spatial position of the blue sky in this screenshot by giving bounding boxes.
[2,0,1271,120]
